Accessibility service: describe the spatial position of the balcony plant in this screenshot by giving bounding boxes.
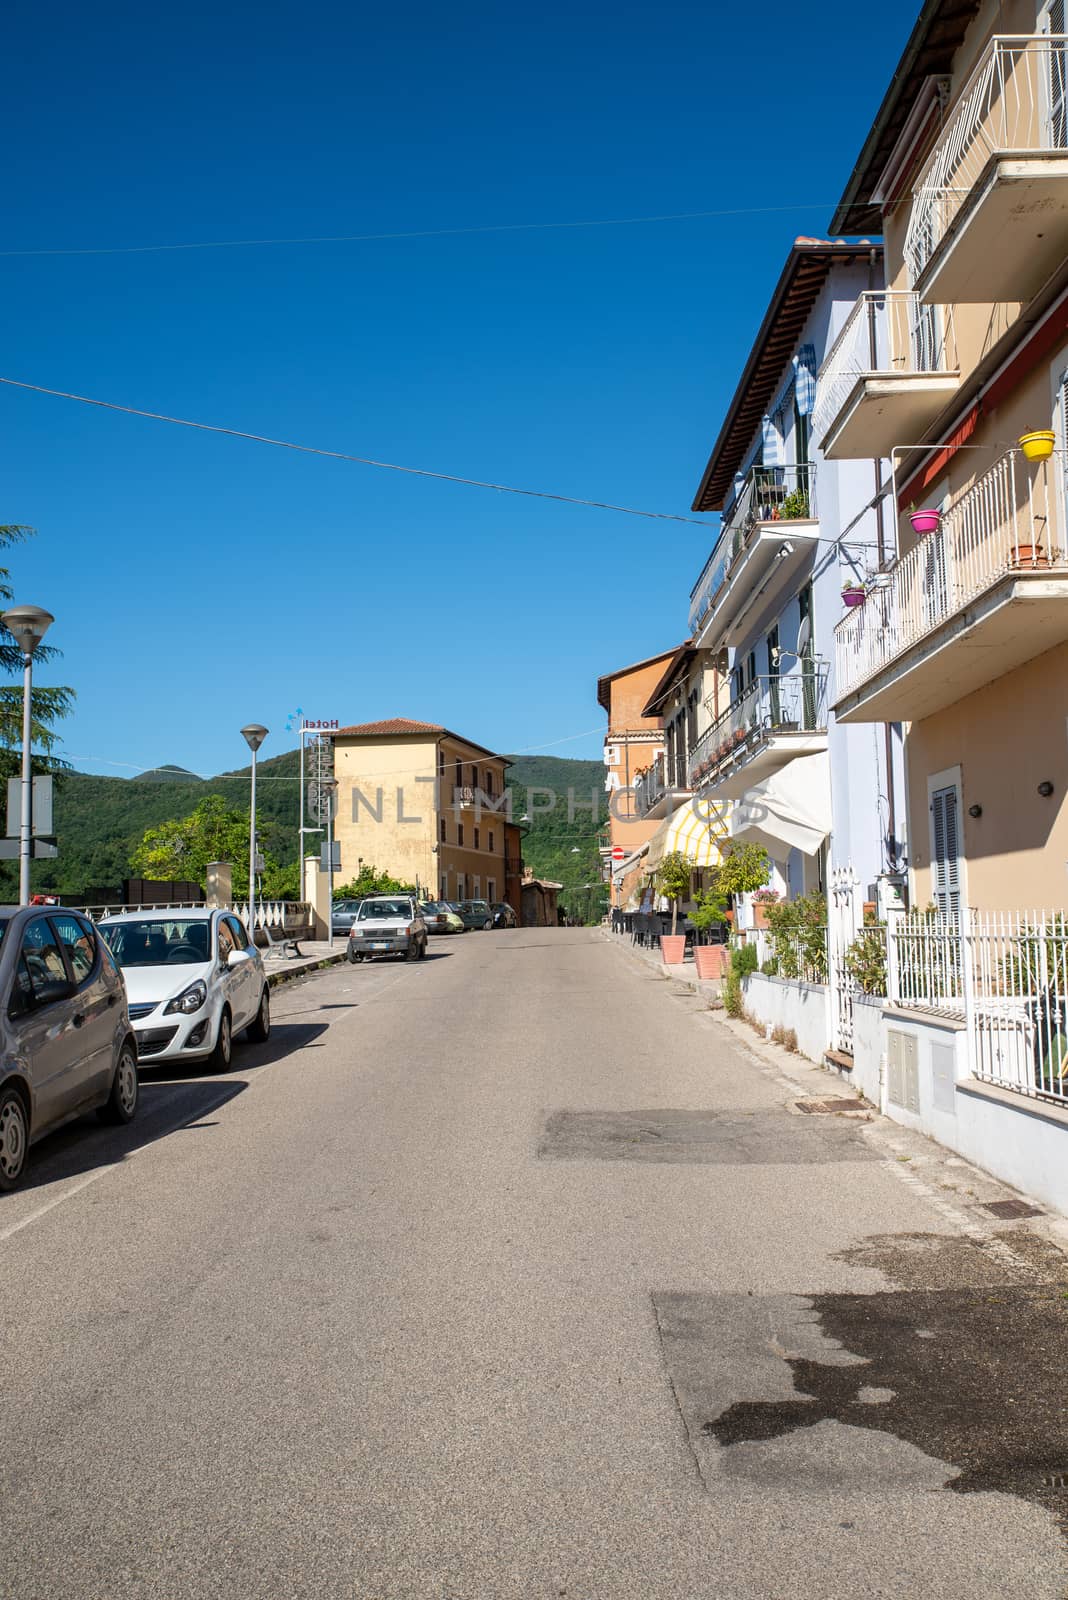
[763,891,828,983]
[841,581,866,609]
[1018,430,1056,462]
[751,887,781,930]
[771,488,810,521]
[654,849,695,964]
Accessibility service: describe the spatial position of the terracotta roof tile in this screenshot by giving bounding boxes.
[334,717,445,738]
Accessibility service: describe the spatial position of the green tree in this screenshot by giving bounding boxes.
[655,850,695,936]
[0,526,75,771]
[717,841,771,898]
[333,863,417,900]
[130,795,261,894]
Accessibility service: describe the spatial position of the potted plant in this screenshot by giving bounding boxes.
[841,581,866,608]
[732,727,747,747]
[655,849,695,964]
[1019,429,1056,462]
[1012,539,1050,568]
[909,505,941,536]
[690,878,730,979]
[752,888,781,929]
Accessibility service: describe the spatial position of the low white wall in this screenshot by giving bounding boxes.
[854,1005,1068,1216]
[742,973,831,1065]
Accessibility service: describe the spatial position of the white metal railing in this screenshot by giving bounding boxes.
[82,900,206,921]
[905,35,1068,285]
[834,448,1065,703]
[688,462,816,635]
[231,900,311,930]
[690,667,828,786]
[812,292,958,447]
[742,925,829,986]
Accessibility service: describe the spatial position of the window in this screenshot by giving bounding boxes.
[488,830,495,853]
[470,764,478,787]
[225,914,249,950]
[440,816,447,844]
[454,759,462,790]
[930,777,963,925]
[10,919,72,1017]
[485,769,494,797]
[457,875,465,900]
[474,827,480,850]
[458,823,464,847]
[217,919,236,965]
[438,748,445,776]
[51,914,97,987]
[487,880,496,903]
[473,877,481,898]
[440,875,448,899]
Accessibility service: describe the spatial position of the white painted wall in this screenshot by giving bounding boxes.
[741,972,832,1065]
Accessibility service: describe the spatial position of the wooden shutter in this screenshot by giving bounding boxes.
[1047,0,1068,146]
[931,784,961,925]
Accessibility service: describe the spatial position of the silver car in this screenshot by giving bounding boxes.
[0,905,139,1193]
[347,896,427,962]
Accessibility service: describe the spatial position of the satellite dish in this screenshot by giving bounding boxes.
[796,615,812,657]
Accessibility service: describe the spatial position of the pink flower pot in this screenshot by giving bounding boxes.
[909,509,941,536]
[693,944,728,980]
[660,935,686,965]
[841,588,866,608]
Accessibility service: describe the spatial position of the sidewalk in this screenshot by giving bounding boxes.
[261,939,347,989]
[603,927,724,1001]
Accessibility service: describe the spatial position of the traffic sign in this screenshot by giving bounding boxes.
[611,846,625,862]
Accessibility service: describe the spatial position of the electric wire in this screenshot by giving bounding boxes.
[0,376,713,526]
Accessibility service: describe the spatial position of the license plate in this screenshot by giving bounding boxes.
[370,941,390,950]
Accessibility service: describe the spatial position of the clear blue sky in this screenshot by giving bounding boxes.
[3,0,910,777]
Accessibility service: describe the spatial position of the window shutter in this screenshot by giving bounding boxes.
[1047,0,1067,145]
[931,785,961,925]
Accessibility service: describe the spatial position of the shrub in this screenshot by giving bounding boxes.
[732,941,759,978]
[763,891,828,982]
[844,916,888,995]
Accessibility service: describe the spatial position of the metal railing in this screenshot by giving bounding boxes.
[812,291,958,447]
[744,925,829,986]
[80,899,311,931]
[905,35,1068,285]
[834,448,1065,703]
[689,668,828,786]
[688,462,816,634]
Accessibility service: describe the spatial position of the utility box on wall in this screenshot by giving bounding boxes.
[887,1029,920,1114]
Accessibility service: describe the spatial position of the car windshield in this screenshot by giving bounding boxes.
[357,900,410,921]
[421,903,445,914]
[100,919,212,966]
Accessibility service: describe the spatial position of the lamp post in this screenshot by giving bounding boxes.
[2,606,53,906]
[241,724,268,940]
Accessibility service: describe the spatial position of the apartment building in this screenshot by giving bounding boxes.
[687,240,901,967]
[332,719,511,904]
[595,648,678,906]
[819,0,1068,915]
[636,642,731,883]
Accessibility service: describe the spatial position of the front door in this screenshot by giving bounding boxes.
[224,914,259,1026]
[8,917,83,1130]
[49,913,116,1098]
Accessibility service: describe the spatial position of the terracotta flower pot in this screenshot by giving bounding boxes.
[693,943,728,980]
[1012,543,1050,568]
[660,934,686,965]
[752,903,773,929]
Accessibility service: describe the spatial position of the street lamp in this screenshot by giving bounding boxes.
[241,724,268,941]
[2,605,53,905]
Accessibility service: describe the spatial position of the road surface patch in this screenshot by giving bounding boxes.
[538,1108,880,1165]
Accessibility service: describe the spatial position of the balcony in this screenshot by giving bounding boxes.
[834,449,1068,723]
[688,463,819,645]
[688,669,828,799]
[633,751,689,820]
[905,36,1068,303]
[813,292,960,460]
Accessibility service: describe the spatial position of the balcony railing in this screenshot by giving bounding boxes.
[905,35,1068,287]
[689,669,828,786]
[689,462,816,634]
[812,291,958,448]
[834,448,1066,704]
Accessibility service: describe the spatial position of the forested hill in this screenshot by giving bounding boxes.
[24,750,609,918]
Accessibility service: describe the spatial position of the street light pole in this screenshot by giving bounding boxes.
[241,724,268,940]
[1,606,54,906]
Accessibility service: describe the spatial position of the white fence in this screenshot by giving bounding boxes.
[78,899,311,931]
[904,35,1068,285]
[813,291,957,449]
[834,448,1063,703]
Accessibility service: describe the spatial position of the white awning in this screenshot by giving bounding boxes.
[645,798,731,871]
[730,753,831,858]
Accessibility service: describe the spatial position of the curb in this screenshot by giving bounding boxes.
[264,952,347,991]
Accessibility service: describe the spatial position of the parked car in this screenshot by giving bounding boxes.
[0,905,139,1193]
[420,901,464,935]
[491,902,518,929]
[444,902,471,932]
[331,898,363,935]
[457,899,495,930]
[347,896,427,962]
[98,909,269,1072]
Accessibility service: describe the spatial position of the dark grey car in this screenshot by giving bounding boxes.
[331,898,363,936]
[0,906,139,1192]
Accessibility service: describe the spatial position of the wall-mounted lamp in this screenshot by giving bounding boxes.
[777,541,795,559]
[1038,780,1055,797]
[968,804,982,818]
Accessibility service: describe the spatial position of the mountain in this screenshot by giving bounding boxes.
[19,750,609,920]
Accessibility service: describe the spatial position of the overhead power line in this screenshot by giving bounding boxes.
[0,376,713,526]
[0,203,837,259]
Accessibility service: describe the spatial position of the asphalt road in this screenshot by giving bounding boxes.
[3,929,1067,1598]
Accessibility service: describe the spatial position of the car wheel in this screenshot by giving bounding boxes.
[246,986,270,1043]
[418,936,428,959]
[347,946,361,964]
[483,918,493,930]
[208,1008,233,1074]
[0,1086,29,1192]
[405,939,419,962]
[99,1041,139,1125]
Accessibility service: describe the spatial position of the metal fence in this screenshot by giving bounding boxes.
[743,924,828,986]
[813,291,958,450]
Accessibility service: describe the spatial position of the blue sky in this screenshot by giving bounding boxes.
[3,0,910,777]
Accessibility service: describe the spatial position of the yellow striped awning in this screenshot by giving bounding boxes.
[645,799,730,871]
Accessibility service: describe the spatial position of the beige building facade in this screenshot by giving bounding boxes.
[596,648,679,906]
[332,718,511,904]
[818,0,1068,913]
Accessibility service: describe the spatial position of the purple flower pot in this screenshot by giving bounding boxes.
[841,588,866,608]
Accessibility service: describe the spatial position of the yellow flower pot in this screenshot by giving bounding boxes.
[1019,430,1056,461]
